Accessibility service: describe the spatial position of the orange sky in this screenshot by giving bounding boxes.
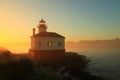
[0,0,120,52]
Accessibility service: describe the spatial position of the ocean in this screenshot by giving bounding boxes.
[66,48,120,80]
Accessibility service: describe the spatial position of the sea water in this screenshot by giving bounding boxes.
[66,48,120,80]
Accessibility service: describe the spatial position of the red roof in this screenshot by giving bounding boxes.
[32,32,65,38]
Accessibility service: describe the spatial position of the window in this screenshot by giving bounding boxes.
[48,41,52,47]
[58,41,62,47]
[39,42,41,47]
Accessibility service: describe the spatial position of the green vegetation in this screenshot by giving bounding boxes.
[0,50,104,80]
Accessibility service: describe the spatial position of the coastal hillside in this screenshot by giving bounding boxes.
[0,50,104,80]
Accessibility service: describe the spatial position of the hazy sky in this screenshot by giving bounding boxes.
[0,0,120,52]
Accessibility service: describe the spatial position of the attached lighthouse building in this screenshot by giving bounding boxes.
[29,19,65,59]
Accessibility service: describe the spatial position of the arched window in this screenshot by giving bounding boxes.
[39,41,41,47]
[58,41,62,47]
[48,41,52,47]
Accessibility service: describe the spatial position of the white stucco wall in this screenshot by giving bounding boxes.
[31,37,65,50]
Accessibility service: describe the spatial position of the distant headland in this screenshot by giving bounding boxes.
[66,38,120,48]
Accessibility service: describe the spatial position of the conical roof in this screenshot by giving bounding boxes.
[39,18,46,23]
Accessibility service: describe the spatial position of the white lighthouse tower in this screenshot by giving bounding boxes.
[29,19,65,60]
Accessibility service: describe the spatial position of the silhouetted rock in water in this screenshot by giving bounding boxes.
[0,51,105,80]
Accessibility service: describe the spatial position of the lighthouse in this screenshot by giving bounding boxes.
[29,19,65,60]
